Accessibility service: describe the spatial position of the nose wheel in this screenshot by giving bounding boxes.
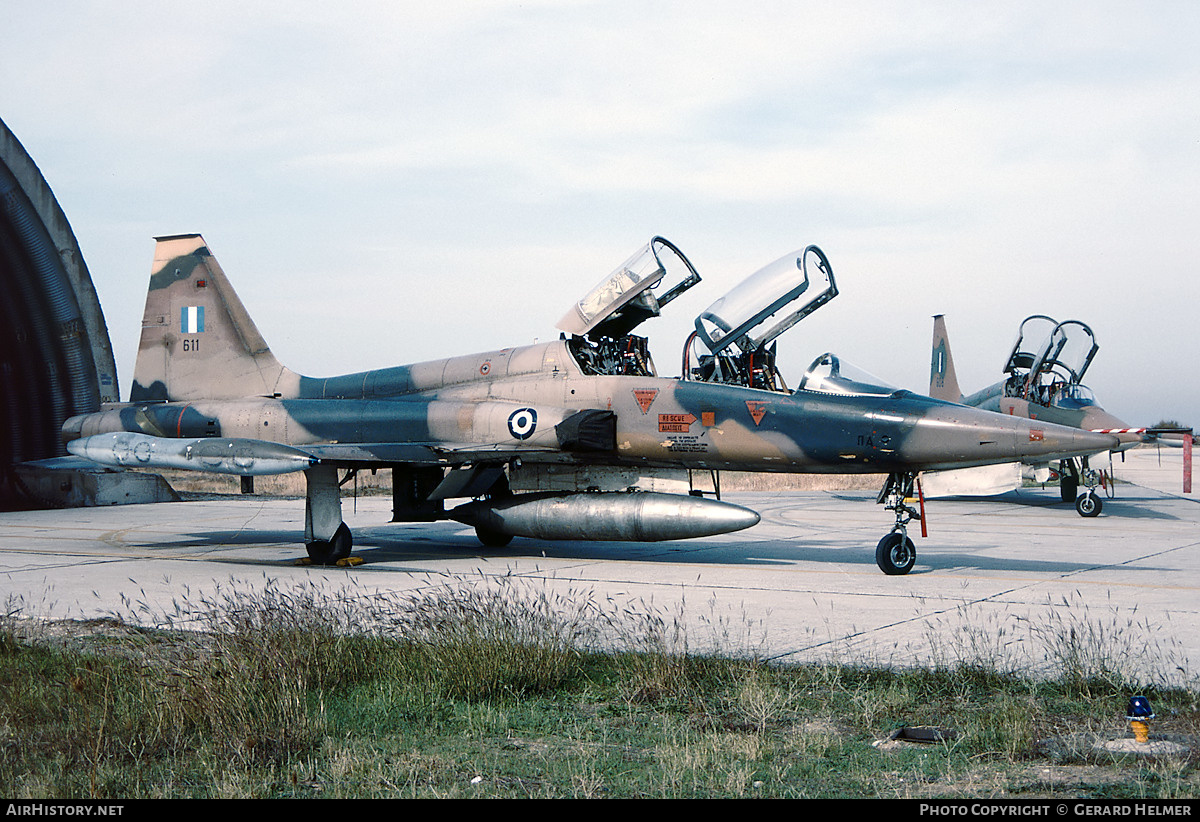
[875,472,922,575]
[1075,490,1103,517]
[876,530,916,575]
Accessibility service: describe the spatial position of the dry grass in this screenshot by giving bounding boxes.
[3,580,1199,799]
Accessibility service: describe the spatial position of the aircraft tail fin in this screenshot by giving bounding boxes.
[929,314,963,403]
[130,234,300,402]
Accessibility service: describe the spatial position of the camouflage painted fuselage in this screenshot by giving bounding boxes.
[68,336,1114,476]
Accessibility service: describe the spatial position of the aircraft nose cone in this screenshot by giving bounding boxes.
[904,403,1122,470]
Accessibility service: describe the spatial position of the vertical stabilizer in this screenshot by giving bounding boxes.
[130,235,300,401]
[929,314,963,402]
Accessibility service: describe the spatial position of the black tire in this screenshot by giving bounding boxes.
[875,532,916,575]
[306,522,353,565]
[1075,491,1102,518]
[1060,475,1078,503]
[475,526,514,548]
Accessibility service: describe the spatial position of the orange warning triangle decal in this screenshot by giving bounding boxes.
[633,389,658,414]
[746,400,768,426]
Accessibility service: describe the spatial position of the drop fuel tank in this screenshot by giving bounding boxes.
[449,491,761,542]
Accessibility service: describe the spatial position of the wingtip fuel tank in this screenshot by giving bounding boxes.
[67,432,318,477]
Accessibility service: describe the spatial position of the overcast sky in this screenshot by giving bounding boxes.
[3,1,1197,427]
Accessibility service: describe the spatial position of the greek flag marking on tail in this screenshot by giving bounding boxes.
[182,306,205,333]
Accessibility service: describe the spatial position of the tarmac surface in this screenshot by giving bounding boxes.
[1,446,1196,682]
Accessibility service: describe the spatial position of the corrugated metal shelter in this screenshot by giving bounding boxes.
[0,116,121,508]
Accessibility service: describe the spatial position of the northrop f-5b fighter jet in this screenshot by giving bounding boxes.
[62,235,1118,574]
[927,314,1192,515]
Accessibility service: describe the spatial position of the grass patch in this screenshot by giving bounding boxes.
[1,582,1197,798]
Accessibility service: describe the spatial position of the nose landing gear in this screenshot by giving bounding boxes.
[1059,458,1108,518]
[875,472,922,575]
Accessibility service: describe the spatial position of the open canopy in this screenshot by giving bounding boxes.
[557,236,700,340]
[1004,315,1099,402]
[693,245,837,357]
[682,245,840,392]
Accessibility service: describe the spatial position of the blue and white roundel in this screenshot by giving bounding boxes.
[508,408,538,440]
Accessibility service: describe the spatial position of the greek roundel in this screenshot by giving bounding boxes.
[507,408,538,440]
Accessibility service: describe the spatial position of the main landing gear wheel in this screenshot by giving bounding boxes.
[475,526,514,548]
[1075,491,1103,518]
[876,531,916,575]
[306,522,353,565]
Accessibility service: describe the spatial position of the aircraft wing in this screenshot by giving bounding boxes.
[301,442,565,467]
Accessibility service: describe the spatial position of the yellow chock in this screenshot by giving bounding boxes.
[295,556,362,567]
